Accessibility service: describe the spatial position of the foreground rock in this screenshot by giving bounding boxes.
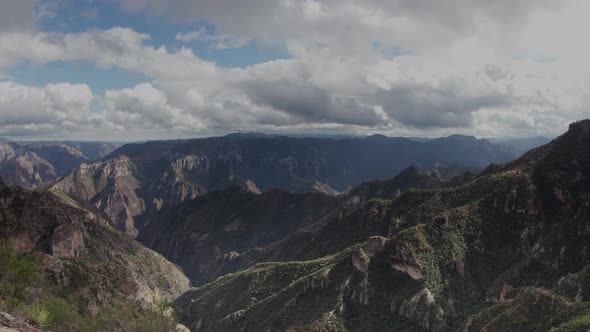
[0,311,40,332]
[0,181,190,329]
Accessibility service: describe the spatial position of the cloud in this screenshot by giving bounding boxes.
[375,83,510,129]
[176,27,249,50]
[0,24,585,138]
[0,1,588,139]
[0,82,93,131]
[103,83,204,130]
[116,0,556,56]
[242,79,383,126]
[0,0,35,32]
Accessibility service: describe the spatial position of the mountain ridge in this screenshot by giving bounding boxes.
[169,119,590,331]
[55,133,517,237]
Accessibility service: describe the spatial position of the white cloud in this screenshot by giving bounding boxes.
[117,0,557,56]
[0,0,588,139]
[0,82,94,135]
[103,83,205,130]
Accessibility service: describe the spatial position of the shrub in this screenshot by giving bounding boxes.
[24,303,54,328]
[0,242,40,303]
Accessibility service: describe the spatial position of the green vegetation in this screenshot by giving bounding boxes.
[465,288,577,331]
[0,242,41,304]
[367,197,393,204]
[560,306,590,331]
[0,242,179,330]
[23,303,54,328]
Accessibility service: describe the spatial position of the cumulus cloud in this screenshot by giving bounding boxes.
[375,84,511,129]
[0,82,93,126]
[117,0,556,56]
[242,79,383,126]
[103,83,204,130]
[0,0,588,139]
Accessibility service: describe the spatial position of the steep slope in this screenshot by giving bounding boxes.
[0,149,56,187]
[139,183,342,285]
[108,133,512,192]
[488,136,553,155]
[21,140,122,160]
[350,165,445,199]
[56,134,511,238]
[0,181,190,330]
[0,141,69,188]
[27,144,87,174]
[53,155,145,237]
[0,140,118,188]
[172,120,590,331]
[138,165,455,286]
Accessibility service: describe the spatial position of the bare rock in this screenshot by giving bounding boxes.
[398,288,445,332]
[391,245,424,280]
[352,247,370,272]
[52,224,85,258]
[499,284,514,302]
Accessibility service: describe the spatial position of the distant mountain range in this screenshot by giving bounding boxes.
[486,136,554,155]
[0,135,551,193]
[53,133,518,237]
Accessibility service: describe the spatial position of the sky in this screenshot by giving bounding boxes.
[0,0,588,140]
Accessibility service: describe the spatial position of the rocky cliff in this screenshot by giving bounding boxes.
[55,133,515,239]
[0,181,190,330]
[139,182,342,285]
[0,140,119,188]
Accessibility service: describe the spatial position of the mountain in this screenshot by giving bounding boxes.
[55,134,514,237]
[170,120,590,331]
[1,122,587,331]
[0,181,190,330]
[0,140,120,188]
[138,184,343,285]
[19,141,123,160]
[138,164,478,287]
[107,133,512,192]
[487,136,553,155]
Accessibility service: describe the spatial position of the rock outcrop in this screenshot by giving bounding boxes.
[0,311,41,332]
[0,184,190,317]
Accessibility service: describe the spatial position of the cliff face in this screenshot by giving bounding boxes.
[0,141,119,189]
[171,120,590,331]
[0,184,190,318]
[53,155,145,237]
[139,185,342,285]
[0,145,57,188]
[138,163,479,287]
[109,133,515,192]
[55,134,514,239]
